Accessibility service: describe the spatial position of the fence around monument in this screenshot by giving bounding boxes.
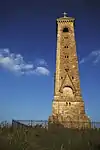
[12,120,48,128]
[11,120,100,129]
[0,120,100,129]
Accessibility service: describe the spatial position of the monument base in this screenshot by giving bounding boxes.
[48,114,91,129]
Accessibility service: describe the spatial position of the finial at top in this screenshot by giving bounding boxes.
[63,12,67,18]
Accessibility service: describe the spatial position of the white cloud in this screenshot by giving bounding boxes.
[35,59,48,67]
[35,67,50,76]
[0,49,50,76]
[79,50,100,65]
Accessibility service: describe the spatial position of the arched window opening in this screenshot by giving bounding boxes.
[63,86,74,98]
[63,27,69,32]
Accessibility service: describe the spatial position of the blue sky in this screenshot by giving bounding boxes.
[0,0,100,123]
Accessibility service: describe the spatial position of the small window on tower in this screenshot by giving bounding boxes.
[65,68,69,72]
[61,77,63,79]
[67,46,68,48]
[66,102,68,106]
[64,46,66,48]
[67,56,69,58]
[72,76,74,79]
[64,37,68,39]
[69,102,71,106]
[63,27,69,32]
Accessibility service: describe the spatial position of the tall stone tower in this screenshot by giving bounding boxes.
[49,13,91,128]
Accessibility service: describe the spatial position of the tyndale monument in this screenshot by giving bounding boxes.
[49,13,91,128]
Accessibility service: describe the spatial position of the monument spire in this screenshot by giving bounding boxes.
[63,12,67,18]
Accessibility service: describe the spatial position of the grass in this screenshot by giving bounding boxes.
[0,123,100,150]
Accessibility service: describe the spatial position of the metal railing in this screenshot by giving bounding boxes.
[10,119,100,129]
[0,120,100,129]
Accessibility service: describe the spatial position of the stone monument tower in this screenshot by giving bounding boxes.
[49,13,91,128]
